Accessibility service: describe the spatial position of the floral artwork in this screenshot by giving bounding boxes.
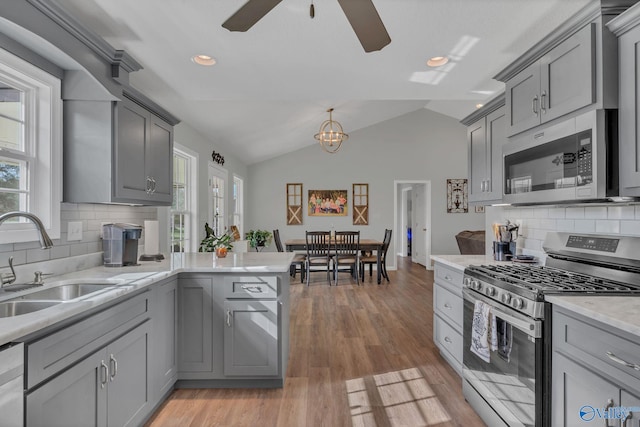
[308,190,348,216]
[447,179,468,213]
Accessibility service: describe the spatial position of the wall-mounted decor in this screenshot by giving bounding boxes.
[475,205,485,213]
[352,183,369,225]
[447,179,468,213]
[286,183,303,225]
[211,150,225,166]
[308,190,348,216]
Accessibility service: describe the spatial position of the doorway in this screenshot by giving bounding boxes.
[393,180,431,270]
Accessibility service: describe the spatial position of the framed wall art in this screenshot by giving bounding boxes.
[286,183,303,225]
[352,183,369,225]
[447,179,468,213]
[308,190,348,216]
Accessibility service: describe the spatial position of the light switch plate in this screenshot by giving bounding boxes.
[67,221,83,241]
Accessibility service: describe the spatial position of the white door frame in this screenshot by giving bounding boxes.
[393,180,432,270]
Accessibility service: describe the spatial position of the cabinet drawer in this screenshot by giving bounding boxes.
[434,315,463,367]
[553,308,640,388]
[26,291,150,389]
[434,283,463,329]
[223,276,278,299]
[434,264,464,288]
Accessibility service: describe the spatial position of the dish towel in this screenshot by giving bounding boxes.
[470,300,498,363]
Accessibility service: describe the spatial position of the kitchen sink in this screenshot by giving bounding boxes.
[18,283,116,301]
[0,300,61,318]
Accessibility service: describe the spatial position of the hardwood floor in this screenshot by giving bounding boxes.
[145,257,486,427]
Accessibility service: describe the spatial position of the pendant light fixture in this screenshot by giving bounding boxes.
[314,108,349,153]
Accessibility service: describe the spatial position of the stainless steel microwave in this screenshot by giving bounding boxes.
[502,109,618,205]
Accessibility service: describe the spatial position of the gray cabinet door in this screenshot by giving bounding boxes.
[26,349,107,427]
[178,278,214,373]
[146,115,173,204]
[506,62,541,136]
[485,107,506,201]
[151,279,178,400]
[552,352,620,427]
[467,118,486,203]
[223,299,279,376]
[115,98,149,201]
[106,321,151,427]
[541,23,595,124]
[618,24,640,195]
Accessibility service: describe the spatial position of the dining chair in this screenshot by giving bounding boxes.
[360,229,392,282]
[333,231,360,285]
[273,229,305,283]
[305,231,332,286]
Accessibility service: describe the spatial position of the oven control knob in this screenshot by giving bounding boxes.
[513,298,524,309]
[502,293,512,304]
[486,286,496,297]
[473,281,482,291]
[463,277,471,287]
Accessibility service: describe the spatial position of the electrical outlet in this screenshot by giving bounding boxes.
[67,221,83,241]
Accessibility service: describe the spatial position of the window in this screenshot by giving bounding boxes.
[170,147,196,252]
[0,48,61,244]
[233,175,243,236]
[208,163,227,237]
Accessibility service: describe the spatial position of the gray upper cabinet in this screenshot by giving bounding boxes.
[609,3,640,196]
[505,24,595,136]
[462,95,505,204]
[64,91,177,206]
[496,2,626,137]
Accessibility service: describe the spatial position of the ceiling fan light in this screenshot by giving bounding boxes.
[314,108,349,154]
[192,55,217,66]
[427,56,449,67]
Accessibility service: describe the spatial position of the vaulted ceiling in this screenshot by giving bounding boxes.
[53,0,593,164]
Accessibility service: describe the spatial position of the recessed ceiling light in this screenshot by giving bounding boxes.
[476,103,484,109]
[192,55,216,66]
[427,56,449,67]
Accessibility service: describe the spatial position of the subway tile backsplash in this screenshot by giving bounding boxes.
[0,203,157,269]
[486,204,640,261]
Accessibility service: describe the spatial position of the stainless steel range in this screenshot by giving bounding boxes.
[462,232,640,427]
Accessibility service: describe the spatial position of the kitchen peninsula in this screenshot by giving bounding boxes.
[0,252,293,426]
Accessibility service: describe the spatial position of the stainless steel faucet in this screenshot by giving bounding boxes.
[0,211,54,249]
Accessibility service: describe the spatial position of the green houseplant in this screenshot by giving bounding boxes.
[245,229,272,250]
[199,223,233,257]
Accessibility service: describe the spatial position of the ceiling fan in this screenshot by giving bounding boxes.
[222,0,391,53]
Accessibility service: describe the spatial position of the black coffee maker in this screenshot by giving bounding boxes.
[492,221,519,261]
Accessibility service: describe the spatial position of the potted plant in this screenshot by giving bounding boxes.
[245,229,272,251]
[199,223,233,257]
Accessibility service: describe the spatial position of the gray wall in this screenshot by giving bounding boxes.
[246,108,485,263]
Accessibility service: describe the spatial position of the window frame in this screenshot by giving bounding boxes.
[233,174,244,237]
[170,144,197,253]
[0,47,61,244]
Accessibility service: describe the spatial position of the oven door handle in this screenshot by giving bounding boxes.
[463,289,542,338]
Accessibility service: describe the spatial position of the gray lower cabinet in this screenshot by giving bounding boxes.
[177,277,214,374]
[150,278,178,402]
[0,343,24,427]
[432,261,465,375]
[552,305,640,426]
[26,320,151,427]
[223,299,279,376]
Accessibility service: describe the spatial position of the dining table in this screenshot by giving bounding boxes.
[284,238,384,284]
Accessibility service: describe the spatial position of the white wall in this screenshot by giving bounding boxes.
[247,108,485,262]
[485,204,640,262]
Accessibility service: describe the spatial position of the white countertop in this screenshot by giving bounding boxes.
[430,254,511,271]
[546,295,640,337]
[0,252,293,346]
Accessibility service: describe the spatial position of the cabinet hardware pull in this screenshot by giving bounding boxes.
[226,309,232,327]
[485,180,490,192]
[532,96,539,115]
[540,91,547,114]
[606,351,640,370]
[100,361,108,388]
[604,399,614,427]
[622,411,632,427]
[444,336,452,343]
[241,285,263,293]
[444,303,452,309]
[109,354,118,381]
[150,177,157,193]
[444,275,451,281]
[145,177,152,194]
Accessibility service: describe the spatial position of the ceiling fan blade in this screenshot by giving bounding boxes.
[336,0,391,52]
[222,0,284,32]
